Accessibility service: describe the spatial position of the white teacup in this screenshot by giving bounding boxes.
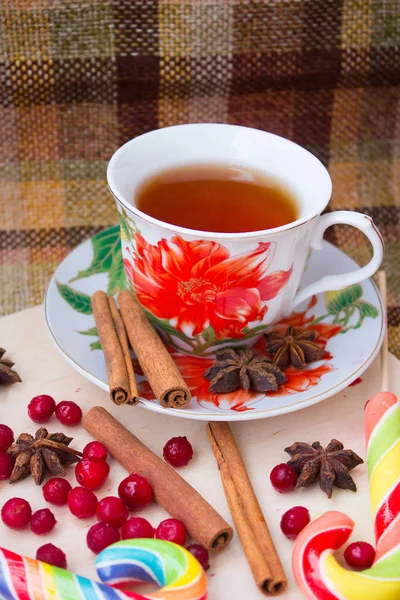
[107,124,383,356]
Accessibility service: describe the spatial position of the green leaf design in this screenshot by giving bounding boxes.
[77,327,98,336]
[107,252,127,296]
[145,312,195,345]
[321,284,379,332]
[201,327,214,342]
[325,284,363,314]
[242,324,269,338]
[90,340,102,351]
[70,226,122,283]
[119,210,131,242]
[119,208,139,243]
[357,301,379,319]
[56,282,92,315]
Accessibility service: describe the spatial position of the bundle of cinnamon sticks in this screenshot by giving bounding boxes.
[91,290,191,409]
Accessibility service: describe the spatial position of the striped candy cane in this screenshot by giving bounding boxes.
[292,392,400,600]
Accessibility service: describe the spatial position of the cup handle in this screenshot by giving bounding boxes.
[292,211,384,309]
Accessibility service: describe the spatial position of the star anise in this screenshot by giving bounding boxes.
[266,326,324,370]
[8,428,83,485]
[203,348,286,393]
[0,348,21,385]
[285,439,364,498]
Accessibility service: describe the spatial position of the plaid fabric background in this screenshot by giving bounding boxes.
[1,0,399,357]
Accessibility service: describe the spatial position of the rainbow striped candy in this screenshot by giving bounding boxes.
[96,539,207,599]
[292,392,400,600]
[0,539,207,600]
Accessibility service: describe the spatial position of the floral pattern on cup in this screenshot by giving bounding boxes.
[55,225,379,358]
[123,232,293,353]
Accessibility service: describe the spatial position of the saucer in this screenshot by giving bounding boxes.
[45,226,384,421]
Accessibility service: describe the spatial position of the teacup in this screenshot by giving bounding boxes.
[107,124,383,356]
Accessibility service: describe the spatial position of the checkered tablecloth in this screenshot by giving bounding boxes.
[1,0,399,357]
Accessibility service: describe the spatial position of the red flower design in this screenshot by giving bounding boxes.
[124,234,292,339]
[136,296,341,412]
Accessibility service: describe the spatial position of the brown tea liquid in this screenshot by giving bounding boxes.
[135,164,299,233]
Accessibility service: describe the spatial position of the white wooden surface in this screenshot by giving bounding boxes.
[1,305,399,599]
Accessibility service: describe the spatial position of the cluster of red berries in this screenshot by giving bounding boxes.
[27,394,82,426]
[1,498,56,534]
[268,463,311,540]
[0,414,208,571]
[68,440,207,569]
[269,462,376,570]
[1,498,62,566]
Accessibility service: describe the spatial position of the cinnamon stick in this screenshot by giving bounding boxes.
[118,290,191,409]
[109,297,139,405]
[207,422,287,596]
[91,291,138,406]
[82,406,233,552]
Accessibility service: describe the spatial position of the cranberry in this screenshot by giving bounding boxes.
[163,436,193,467]
[68,486,98,519]
[156,518,186,545]
[75,458,110,490]
[186,544,210,571]
[270,463,298,493]
[0,425,14,451]
[118,474,153,511]
[1,497,32,530]
[344,541,376,570]
[121,516,154,540]
[97,496,128,529]
[83,441,108,461]
[43,477,72,506]
[0,451,14,480]
[28,395,56,424]
[36,544,67,569]
[31,509,57,536]
[280,506,310,539]
[55,401,82,426]
[87,522,120,554]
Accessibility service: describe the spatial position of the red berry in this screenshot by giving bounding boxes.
[28,395,56,424]
[87,522,120,554]
[55,401,82,426]
[83,441,108,461]
[280,506,310,539]
[121,516,154,540]
[344,541,376,570]
[68,486,98,519]
[186,544,210,571]
[156,518,186,545]
[36,544,67,569]
[31,509,57,536]
[0,451,14,480]
[163,436,193,467]
[270,463,298,493]
[1,497,32,530]
[43,477,72,506]
[0,425,14,451]
[118,474,153,511]
[75,458,110,490]
[97,497,128,529]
